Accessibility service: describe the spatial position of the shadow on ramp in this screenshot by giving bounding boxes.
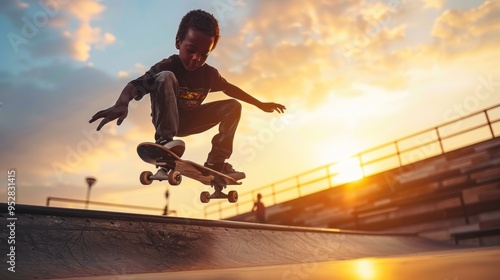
[0,204,472,280]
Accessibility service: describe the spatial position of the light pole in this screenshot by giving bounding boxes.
[85,177,96,209]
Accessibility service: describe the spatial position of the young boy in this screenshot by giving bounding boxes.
[89,10,286,180]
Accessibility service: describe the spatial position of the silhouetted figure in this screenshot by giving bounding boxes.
[162,190,170,216]
[252,193,266,223]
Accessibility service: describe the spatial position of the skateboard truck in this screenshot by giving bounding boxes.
[200,176,238,203]
[140,167,182,186]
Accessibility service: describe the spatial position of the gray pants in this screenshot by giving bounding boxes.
[150,71,241,163]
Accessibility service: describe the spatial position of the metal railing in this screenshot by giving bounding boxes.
[46,197,176,215]
[204,104,500,219]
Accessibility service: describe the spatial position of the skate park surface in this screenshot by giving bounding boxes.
[1,204,499,280]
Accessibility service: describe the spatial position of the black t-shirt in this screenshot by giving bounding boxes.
[129,54,230,110]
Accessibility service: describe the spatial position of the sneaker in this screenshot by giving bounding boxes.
[157,139,185,157]
[204,161,246,181]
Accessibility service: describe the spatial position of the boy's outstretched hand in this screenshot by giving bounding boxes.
[89,103,129,131]
[259,102,286,113]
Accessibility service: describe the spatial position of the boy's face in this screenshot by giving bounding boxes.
[176,28,215,71]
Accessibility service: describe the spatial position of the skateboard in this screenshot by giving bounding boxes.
[137,142,242,203]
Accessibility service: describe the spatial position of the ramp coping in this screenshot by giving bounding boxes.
[1,203,418,236]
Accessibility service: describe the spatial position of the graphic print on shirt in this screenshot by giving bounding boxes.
[177,87,210,110]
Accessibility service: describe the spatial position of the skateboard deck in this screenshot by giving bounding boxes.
[137,142,242,203]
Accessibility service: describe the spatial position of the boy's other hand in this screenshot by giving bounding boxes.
[89,104,129,131]
[259,102,286,114]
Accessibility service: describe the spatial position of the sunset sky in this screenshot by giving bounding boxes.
[1,0,499,219]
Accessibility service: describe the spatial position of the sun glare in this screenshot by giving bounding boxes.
[331,157,364,184]
[355,259,376,279]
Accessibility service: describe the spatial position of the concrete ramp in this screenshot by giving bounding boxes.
[1,204,456,280]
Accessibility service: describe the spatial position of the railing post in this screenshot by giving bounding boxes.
[296,176,301,197]
[326,165,333,188]
[358,154,365,177]
[436,127,444,154]
[46,197,51,207]
[485,110,495,138]
[272,185,276,205]
[459,193,469,225]
[395,141,402,167]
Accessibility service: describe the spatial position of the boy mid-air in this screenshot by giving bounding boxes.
[89,9,286,180]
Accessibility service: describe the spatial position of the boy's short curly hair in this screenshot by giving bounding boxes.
[176,10,220,50]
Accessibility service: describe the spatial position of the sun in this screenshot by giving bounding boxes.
[311,136,365,185]
[330,157,364,184]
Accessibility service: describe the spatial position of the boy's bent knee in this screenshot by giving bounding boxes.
[155,71,177,82]
[227,99,242,111]
[225,100,242,120]
[155,71,178,94]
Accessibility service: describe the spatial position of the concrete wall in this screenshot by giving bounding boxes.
[228,138,500,245]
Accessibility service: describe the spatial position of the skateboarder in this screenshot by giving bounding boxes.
[89,9,285,180]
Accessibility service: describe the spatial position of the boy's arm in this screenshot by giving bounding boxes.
[114,83,138,107]
[223,83,286,113]
[89,83,138,131]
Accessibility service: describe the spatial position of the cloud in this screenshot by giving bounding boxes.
[210,0,409,109]
[117,70,129,78]
[65,0,115,60]
[117,63,148,79]
[3,0,115,62]
[102,32,116,45]
[134,63,147,73]
[432,1,500,53]
[215,0,500,109]
[421,0,445,10]
[0,62,129,187]
[0,0,29,24]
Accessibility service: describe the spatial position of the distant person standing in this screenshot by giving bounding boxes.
[252,193,266,223]
[162,190,170,216]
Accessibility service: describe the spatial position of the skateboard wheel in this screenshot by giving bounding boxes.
[200,191,211,203]
[228,190,238,203]
[140,171,153,185]
[168,170,182,185]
